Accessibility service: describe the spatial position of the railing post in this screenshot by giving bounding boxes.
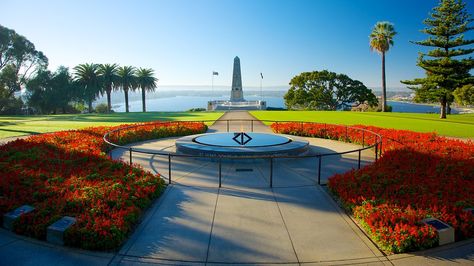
[226,120,229,132]
[375,143,378,161]
[168,154,172,184]
[379,139,383,157]
[218,158,222,188]
[362,131,365,147]
[345,126,348,142]
[129,147,132,164]
[317,156,322,185]
[358,150,361,169]
[269,158,273,188]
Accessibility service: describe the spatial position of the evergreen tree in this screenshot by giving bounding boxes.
[401,0,474,119]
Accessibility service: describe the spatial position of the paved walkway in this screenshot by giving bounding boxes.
[0,111,473,265]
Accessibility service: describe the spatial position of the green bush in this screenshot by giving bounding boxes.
[187,108,206,112]
[95,103,111,113]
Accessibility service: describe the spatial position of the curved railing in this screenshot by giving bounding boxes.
[103,119,383,187]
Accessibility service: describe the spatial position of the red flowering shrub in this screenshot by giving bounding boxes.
[0,121,206,250]
[273,122,474,253]
[354,202,438,253]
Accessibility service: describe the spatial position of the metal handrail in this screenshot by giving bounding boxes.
[103,119,383,187]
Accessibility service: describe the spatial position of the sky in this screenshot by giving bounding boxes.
[2,0,473,89]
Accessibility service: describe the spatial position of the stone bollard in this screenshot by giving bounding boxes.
[47,216,76,245]
[422,218,455,246]
[3,205,35,230]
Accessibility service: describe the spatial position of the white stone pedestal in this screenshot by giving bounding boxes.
[3,205,35,230]
[422,218,455,246]
[47,216,76,245]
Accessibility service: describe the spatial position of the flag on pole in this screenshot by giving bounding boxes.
[213,71,219,76]
[260,73,263,79]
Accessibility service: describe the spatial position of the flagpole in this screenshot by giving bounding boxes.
[212,71,219,98]
[260,73,263,101]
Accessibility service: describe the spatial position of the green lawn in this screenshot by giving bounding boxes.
[3,111,473,139]
[0,112,224,139]
[250,111,474,138]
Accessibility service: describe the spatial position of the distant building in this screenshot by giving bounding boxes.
[208,56,266,111]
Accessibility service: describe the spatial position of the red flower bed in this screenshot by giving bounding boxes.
[0,121,206,250]
[272,122,474,253]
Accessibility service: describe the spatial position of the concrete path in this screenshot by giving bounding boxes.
[0,110,473,265]
[207,110,273,133]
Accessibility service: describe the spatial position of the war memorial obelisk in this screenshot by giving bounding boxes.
[208,56,266,110]
[230,56,244,101]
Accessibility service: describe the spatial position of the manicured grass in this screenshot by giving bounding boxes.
[251,111,474,138]
[0,112,224,139]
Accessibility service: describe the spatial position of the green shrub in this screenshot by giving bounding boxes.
[95,103,111,113]
[187,108,206,112]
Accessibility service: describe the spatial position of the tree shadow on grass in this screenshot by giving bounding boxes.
[0,128,40,135]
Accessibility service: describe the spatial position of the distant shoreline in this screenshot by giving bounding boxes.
[94,88,473,114]
[388,100,474,113]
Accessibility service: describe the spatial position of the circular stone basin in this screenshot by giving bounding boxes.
[176,132,309,157]
[194,133,291,147]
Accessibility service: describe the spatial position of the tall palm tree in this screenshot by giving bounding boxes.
[117,66,136,113]
[136,68,158,112]
[369,21,396,112]
[73,63,100,113]
[98,63,119,113]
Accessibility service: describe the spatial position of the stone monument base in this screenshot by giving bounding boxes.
[208,100,266,111]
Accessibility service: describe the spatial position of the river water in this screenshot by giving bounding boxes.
[96,89,462,114]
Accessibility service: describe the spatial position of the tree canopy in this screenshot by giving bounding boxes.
[284,70,377,111]
[27,66,78,114]
[0,24,48,114]
[401,0,473,118]
[453,84,474,105]
[0,25,48,92]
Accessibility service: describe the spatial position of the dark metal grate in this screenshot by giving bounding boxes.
[236,168,253,172]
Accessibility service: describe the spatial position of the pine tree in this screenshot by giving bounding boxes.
[401,0,474,119]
